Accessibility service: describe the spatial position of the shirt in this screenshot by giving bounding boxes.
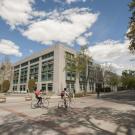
[34,90,41,96]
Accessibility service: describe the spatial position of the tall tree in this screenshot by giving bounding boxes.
[65,45,92,93]
[127,0,135,53]
[121,70,135,89]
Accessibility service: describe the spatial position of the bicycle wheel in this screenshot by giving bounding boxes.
[41,98,49,109]
[65,98,71,109]
[58,100,64,108]
[31,99,37,109]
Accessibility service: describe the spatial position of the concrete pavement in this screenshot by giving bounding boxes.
[0,94,135,135]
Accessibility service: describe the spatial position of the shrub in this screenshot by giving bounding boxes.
[75,93,84,97]
[2,80,10,93]
[28,79,37,92]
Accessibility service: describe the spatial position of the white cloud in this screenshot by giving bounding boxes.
[76,36,88,46]
[0,0,34,29]
[29,49,33,53]
[0,39,22,56]
[23,8,99,45]
[55,0,90,4]
[89,39,135,74]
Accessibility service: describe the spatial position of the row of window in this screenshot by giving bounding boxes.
[14,51,54,69]
[13,60,54,84]
[13,83,53,92]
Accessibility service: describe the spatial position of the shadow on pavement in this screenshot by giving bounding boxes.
[1,106,135,135]
[101,90,135,106]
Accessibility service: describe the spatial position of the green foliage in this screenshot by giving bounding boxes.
[2,80,10,93]
[127,0,135,53]
[28,79,37,92]
[121,70,135,89]
[109,74,119,86]
[65,45,92,77]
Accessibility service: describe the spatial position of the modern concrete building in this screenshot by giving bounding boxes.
[11,45,97,94]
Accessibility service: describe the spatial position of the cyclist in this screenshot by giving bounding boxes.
[60,88,70,108]
[34,88,42,105]
[61,88,68,99]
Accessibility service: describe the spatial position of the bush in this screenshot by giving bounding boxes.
[28,79,37,92]
[2,80,10,93]
[75,93,84,97]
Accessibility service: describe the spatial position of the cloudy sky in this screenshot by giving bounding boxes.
[0,0,134,74]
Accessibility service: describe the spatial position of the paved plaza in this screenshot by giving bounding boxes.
[0,91,135,135]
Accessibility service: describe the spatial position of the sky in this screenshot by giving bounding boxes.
[0,0,134,74]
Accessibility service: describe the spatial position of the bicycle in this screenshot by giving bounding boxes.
[31,94,49,109]
[58,90,73,109]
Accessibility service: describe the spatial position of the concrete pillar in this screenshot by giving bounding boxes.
[17,66,21,92]
[75,74,80,93]
[37,57,42,90]
[26,62,30,90]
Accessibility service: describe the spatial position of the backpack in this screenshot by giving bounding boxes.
[61,91,64,96]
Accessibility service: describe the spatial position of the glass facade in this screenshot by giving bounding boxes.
[29,64,39,81]
[20,85,26,92]
[42,51,54,60]
[65,52,76,91]
[30,57,39,64]
[42,60,54,81]
[42,84,46,91]
[21,62,28,67]
[48,83,53,91]
[13,86,17,91]
[20,67,28,83]
[13,70,19,84]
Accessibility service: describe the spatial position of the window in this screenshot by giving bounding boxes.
[20,67,28,83]
[41,60,54,81]
[42,51,54,60]
[21,62,28,67]
[13,70,19,84]
[20,85,26,91]
[42,84,46,91]
[30,57,39,64]
[66,72,76,81]
[29,64,39,81]
[14,65,20,69]
[13,86,17,91]
[48,83,53,91]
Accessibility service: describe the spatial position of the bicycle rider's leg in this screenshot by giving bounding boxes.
[37,97,41,105]
[64,98,67,108]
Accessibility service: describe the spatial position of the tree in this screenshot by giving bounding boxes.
[101,64,119,92]
[121,70,135,89]
[2,80,10,93]
[28,79,37,92]
[127,0,135,53]
[65,45,92,93]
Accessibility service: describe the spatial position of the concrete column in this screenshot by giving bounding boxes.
[9,69,14,92]
[53,45,60,95]
[37,57,42,90]
[75,74,80,93]
[26,62,30,90]
[17,66,21,92]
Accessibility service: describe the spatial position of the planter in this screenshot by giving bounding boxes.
[0,97,6,103]
[25,96,32,101]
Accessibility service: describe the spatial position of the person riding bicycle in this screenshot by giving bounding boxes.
[60,88,71,108]
[61,88,69,99]
[34,88,42,105]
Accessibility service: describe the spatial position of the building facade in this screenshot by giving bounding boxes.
[11,45,99,94]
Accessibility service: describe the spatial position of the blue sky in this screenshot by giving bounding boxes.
[0,0,134,74]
